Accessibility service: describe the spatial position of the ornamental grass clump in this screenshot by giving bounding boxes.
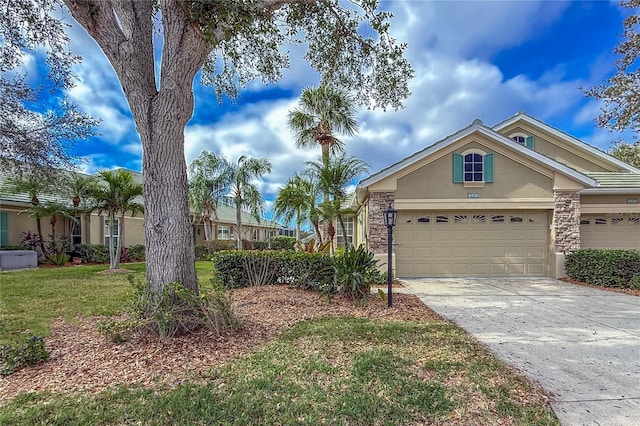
[330,245,381,301]
[98,275,240,341]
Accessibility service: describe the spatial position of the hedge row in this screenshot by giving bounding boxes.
[211,251,333,291]
[565,249,640,289]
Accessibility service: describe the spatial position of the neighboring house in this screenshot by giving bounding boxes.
[0,169,145,249]
[1,169,286,250]
[192,202,287,246]
[352,112,640,278]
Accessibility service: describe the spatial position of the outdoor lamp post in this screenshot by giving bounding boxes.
[383,203,397,307]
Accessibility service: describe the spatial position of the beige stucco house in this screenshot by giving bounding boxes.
[352,112,640,278]
[0,169,287,250]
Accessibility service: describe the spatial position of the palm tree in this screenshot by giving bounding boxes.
[65,173,99,243]
[222,155,272,250]
[288,85,359,168]
[1,173,57,256]
[306,155,368,249]
[274,173,313,241]
[91,169,143,270]
[188,151,230,241]
[288,85,358,242]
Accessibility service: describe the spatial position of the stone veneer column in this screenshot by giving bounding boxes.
[553,191,581,253]
[367,192,395,254]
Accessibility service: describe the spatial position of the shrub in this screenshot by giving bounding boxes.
[69,244,110,264]
[194,241,236,260]
[98,276,240,341]
[253,241,269,251]
[49,252,69,266]
[271,236,296,251]
[87,244,110,263]
[565,249,640,288]
[331,246,381,300]
[211,250,333,291]
[127,244,145,262]
[0,334,49,375]
[630,274,640,290]
[0,245,27,251]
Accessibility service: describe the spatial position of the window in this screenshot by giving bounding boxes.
[104,218,119,246]
[611,217,624,225]
[453,151,494,183]
[472,214,486,223]
[252,229,260,241]
[417,216,430,223]
[510,133,535,149]
[337,217,354,248]
[510,215,523,223]
[491,215,505,223]
[71,216,82,245]
[436,215,449,223]
[454,215,468,223]
[595,218,607,225]
[630,217,640,225]
[218,226,231,240]
[464,153,483,182]
[580,218,590,225]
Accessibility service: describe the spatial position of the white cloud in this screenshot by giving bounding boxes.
[51,1,625,203]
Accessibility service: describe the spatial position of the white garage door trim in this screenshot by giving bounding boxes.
[395,210,548,277]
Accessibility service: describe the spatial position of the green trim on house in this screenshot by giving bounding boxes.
[525,135,535,150]
[483,153,494,183]
[452,153,463,183]
[0,211,8,246]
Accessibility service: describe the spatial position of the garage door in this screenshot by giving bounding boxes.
[395,211,548,277]
[580,214,640,249]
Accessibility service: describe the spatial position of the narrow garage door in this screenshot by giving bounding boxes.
[395,211,548,277]
[580,214,640,249]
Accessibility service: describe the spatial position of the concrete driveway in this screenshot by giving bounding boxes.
[401,278,640,426]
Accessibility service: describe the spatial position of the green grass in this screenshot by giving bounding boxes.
[0,262,559,425]
[0,261,213,344]
[0,318,558,425]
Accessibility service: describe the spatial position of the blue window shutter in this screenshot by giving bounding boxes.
[0,211,8,246]
[525,135,535,149]
[453,153,463,183]
[484,154,494,183]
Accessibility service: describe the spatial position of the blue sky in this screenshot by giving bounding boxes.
[21,1,632,213]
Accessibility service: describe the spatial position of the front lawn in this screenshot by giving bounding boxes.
[0,262,212,345]
[0,263,559,425]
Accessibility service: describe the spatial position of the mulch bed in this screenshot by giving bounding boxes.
[0,285,440,401]
[560,277,640,297]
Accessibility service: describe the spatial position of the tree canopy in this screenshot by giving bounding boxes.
[1,0,414,334]
[610,140,640,168]
[0,1,97,173]
[585,0,640,138]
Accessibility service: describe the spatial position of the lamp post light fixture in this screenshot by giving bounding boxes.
[383,203,397,307]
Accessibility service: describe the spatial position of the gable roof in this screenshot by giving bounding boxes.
[357,118,598,192]
[493,112,640,174]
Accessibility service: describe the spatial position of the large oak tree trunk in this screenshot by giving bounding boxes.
[65,0,212,296]
[140,110,198,293]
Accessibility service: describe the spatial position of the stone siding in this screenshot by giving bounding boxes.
[553,191,580,253]
[367,192,395,254]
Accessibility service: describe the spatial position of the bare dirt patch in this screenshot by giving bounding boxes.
[0,285,440,401]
